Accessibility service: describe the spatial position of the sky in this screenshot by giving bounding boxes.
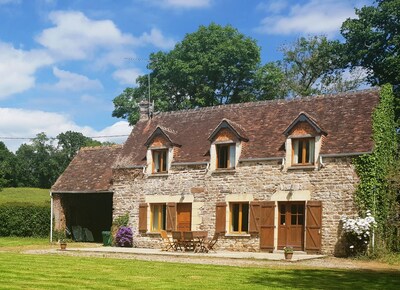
[0,0,373,151]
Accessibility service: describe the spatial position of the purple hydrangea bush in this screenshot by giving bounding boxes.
[115,226,133,247]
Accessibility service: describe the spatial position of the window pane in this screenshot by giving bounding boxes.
[218,145,229,168]
[298,214,304,225]
[298,140,304,164]
[291,214,297,225]
[291,204,297,214]
[152,205,160,231]
[232,204,239,232]
[293,140,299,163]
[308,139,315,164]
[242,203,249,232]
[161,150,167,172]
[280,204,286,225]
[305,140,310,163]
[154,152,160,172]
[229,145,236,168]
[162,204,166,230]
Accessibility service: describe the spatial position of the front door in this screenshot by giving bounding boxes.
[176,203,192,232]
[278,202,305,250]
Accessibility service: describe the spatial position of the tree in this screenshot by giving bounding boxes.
[252,62,288,100]
[56,131,101,169]
[341,0,400,119]
[0,141,16,189]
[113,23,261,125]
[279,35,364,97]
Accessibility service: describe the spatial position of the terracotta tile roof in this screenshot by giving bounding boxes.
[115,89,380,167]
[51,145,122,193]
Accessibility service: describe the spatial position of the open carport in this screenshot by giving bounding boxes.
[51,145,122,242]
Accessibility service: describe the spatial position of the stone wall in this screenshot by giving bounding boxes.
[112,156,359,255]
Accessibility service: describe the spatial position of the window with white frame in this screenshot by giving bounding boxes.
[292,138,315,165]
[150,203,166,232]
[230,202,249,233]
[152,149,168,173]
[216,143,236,169]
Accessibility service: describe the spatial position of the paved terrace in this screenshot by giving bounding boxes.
[62,246,325,261]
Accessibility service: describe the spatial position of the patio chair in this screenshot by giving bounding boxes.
[182,231,195,252]
[171,231,183,251]
[160,230,174,251]
[203,232,220,253]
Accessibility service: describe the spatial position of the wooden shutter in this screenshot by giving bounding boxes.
[166,203,177,232]
[138,203,148,233]
[215,202,227,234]
[305,201,322,254]
[259,201,275,252]
[249,202,261,234]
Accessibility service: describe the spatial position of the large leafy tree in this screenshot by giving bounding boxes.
[341,0,400,119]
[278,35,364,97]
[0,141,16,189]
[113,23,261,125]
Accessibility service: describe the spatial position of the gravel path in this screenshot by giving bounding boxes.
[23,249,400,271]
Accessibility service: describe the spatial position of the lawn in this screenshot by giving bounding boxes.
[0,239,399,290]
[0,187,50,206]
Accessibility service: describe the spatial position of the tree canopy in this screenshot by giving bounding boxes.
[113,23,261,125]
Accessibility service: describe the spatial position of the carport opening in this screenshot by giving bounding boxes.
[62,193,113,242]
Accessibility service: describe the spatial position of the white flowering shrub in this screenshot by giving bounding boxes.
[341,210,377,256]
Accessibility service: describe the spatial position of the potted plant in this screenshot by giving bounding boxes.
[283,246,294,260]
[54,230,67,250]
[59,238,67,250]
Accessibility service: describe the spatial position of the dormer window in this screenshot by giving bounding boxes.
[217,143,236,169]
[152,149,168,173]
[292,138,315,165]
[283,112,327,169]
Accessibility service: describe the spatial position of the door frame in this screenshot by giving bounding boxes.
[277,201,305,251]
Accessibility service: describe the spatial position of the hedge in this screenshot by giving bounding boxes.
[0,203,50,237]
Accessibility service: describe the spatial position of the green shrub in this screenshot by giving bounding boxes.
[0,203,50,237]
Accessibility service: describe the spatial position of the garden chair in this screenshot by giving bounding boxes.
[160,230,174,251]
[203,232,219,253]
[182,231,195,252]
[171,231,183,251]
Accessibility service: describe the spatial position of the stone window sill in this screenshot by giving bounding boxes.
[212,169,236,174]
[287,165,316,170]
[224,233,251,238]
[148,173,169,178]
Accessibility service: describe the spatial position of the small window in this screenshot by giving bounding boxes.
[230,202,249,234]
[152,149,168,173]
[292,138,315,165]
[216,144,236,169]
[150,204,166,232]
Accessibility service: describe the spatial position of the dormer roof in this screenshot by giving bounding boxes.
[144,126,181,147]
[283,112,327,136]
[208,118,249,142]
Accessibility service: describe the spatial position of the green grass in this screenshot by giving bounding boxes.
[0,252,398,290]
[0,187,50,206]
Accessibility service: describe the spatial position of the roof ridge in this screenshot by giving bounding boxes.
[80,144,123,151]
[151,88,380,119]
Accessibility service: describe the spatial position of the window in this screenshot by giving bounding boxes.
[152,149,168,173]
[150,204,166,232]
[230,203,249,234]
[216,144,236,169]
[292,138,315,165]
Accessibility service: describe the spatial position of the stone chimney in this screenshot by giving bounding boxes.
[138,100,154,120]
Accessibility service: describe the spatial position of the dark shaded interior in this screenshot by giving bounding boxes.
[62,193,113,242]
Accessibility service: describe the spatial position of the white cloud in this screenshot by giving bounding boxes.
[0,42,53,99]
[36,10,135,60]
[255,0,365,36]
[113,68,143,85]
[49,67,103,91]
[0,107,131,152]
[149,0,211,9]
[139,28,176,50]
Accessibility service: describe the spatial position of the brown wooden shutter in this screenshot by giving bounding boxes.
[166,203,177,232]
[259,201,275,252]
[138,203,148,233]
[215,202,227,234]
[249,202,261,234]
[305,201,322,254]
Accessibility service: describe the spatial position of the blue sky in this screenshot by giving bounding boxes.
[0,0,372,151]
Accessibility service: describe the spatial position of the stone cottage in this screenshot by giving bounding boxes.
[52,89,381,254]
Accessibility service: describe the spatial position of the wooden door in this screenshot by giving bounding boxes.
[278,202,305,250]
[176,203,192,232]
[259,201,275,252]
[305,201,322,253]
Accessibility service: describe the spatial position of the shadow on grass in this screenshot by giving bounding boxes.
[247,268,400,290]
